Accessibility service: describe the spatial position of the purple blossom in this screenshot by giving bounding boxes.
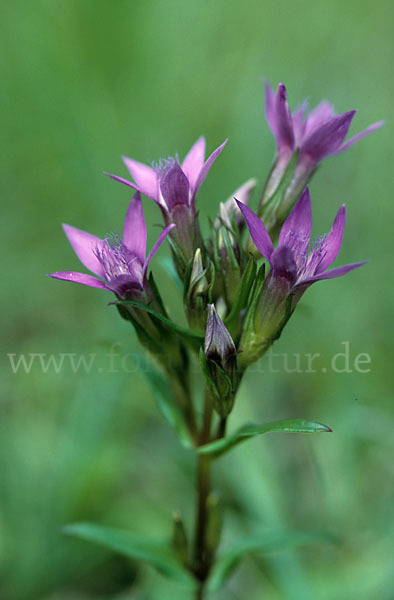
[106,137,227,262]
[237,187,366,295]
[106,137,227,214]
[237,188,366,366]
[265,81,383,167]
[48,192,174,299]
[260,82,383,223]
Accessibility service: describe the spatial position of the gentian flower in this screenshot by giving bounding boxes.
[48,191,174,304]
[106,137,227,263]
[237,188,366,366]
[260,81,383,224]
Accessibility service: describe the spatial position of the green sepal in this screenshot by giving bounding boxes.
[148,271,169,317]
[113,300,204,352]
[63,522,196,588]
[208,529,337,591]
[260,149,299,227]
[197,418,332,458]
[224,255,257,336]
[199,349,235,418]
[238,262,266,344]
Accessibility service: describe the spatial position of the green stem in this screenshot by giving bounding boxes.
[193,389,213,595]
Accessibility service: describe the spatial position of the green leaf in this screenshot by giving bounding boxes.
[198,418,332,458]
[208,529,336,591]
[64,522,196,587]
[113,299,204,351]
[138,354,194,448]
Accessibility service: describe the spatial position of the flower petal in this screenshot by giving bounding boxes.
[159,162,190,211]
[143,224,176,277]
[192,139,228,202]
[264,80,277,135]
[279,188,312,260]
[271,246,297,284]
[298,261,367,285]
[292,101,307,146]
[275,83,295,151]
[123,192,147,262]
[235,200,274,264]
[316,204,346,273]
[336,120,385,153]
[122,156,159,200]
[301,111,356,163]
[47,271,109,289]
[105,172,141,192]
[181,136,206,192]
[62,224,104,277]
[303,100,335,137]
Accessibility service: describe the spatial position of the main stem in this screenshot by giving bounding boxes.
[193,389,213,598]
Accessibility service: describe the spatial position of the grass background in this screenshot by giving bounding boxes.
[1,1,393,598]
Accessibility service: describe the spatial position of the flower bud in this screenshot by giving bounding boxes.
[184,248,214,332]
[200,305,238,417]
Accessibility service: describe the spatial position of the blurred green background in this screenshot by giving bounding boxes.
[1,1,393,598]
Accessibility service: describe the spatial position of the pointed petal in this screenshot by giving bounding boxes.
[275,83,295,151]
[279,188,312,259]
[62,224,104,277]
[204,304,235,358]
[159,162,190,211]
[264,80,277,135]
[235,200,274,264]
[192,139,228,201]
[299,261,367,285]
[47,271,109,290]
[336,120,385,153]
[182,136,206,192]
[316,204,346,273]
[292,101,307,146]
[122,192,147,262]
[143,224,176,277]
[304,100,335,137]
[122,156,159,200]
[301,111,356,163]
[105,172,141,192]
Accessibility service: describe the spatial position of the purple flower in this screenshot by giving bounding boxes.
[48,192,174,300]
[260,82,383,224]
[237,188,366,365]
[105,138,227,264]
[238,188,366,293]
[265,81,383,167]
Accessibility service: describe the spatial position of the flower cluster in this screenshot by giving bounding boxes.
[49,80,381,418]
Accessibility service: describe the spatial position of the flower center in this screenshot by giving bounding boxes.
[296,234,328,281]
[94,233,143,283]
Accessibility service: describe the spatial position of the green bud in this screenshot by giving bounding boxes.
[201,305,238,417]
[184,248,214,332]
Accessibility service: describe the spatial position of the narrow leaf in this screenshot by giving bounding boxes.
[113,299,203,351]
[64,522,196,587]
[198,418,332,458]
